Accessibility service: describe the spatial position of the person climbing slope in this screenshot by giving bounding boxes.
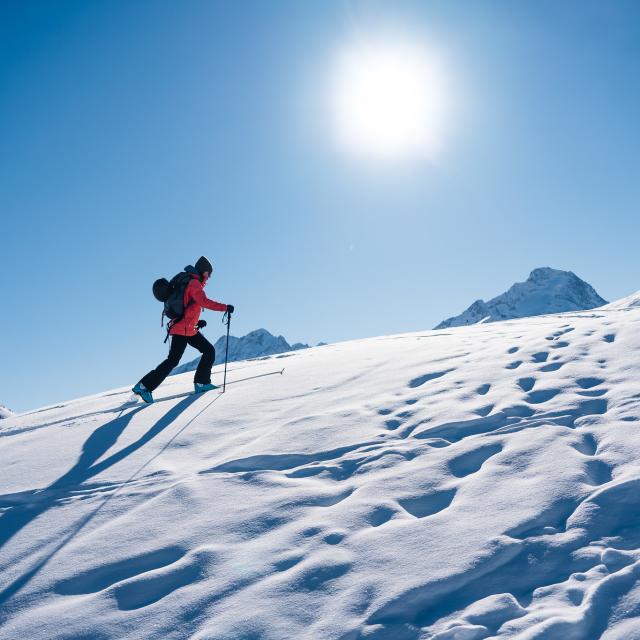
[132,256,234,403]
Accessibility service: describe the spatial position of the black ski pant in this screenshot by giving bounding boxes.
[140,333,215,391]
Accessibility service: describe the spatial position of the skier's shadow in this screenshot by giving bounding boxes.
[0,395,199,588]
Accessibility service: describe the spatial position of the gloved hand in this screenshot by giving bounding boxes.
[226,304,235,314]
[196,320,207,329]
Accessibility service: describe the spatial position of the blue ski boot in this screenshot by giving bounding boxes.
[132,382,154,404]
[194,382,218,394]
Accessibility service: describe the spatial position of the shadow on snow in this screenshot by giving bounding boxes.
[0,394,204,609]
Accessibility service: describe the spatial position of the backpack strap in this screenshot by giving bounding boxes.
[164,318,174,344]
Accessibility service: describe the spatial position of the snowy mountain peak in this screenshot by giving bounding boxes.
[528,266,564,280]
[171,328,311,376]
[436,267,607,329]
[0,404,14,419]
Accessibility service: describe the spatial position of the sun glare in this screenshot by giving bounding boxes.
[331,40,449,160]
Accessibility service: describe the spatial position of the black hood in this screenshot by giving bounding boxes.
[195,256,213,276]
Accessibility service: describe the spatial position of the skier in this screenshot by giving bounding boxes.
[132,256,234,403]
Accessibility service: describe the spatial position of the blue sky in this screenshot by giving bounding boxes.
[2,0,639,412]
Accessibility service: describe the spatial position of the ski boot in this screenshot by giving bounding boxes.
[194,382,218,394]
[132,382,154,404]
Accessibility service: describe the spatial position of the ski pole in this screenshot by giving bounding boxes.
[222,310,232,392]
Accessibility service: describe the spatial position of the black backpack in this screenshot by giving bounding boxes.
[153,271,192,322]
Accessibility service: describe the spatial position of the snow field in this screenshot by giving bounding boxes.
[1,303,640,638]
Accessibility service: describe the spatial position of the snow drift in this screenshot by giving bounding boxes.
[602,290,640,310]
[436,267,607,329]
[1,296,640,639]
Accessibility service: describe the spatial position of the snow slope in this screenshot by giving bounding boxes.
[436,268,607,329]
[2,299,640,639]
[171,328,310,376]
[602,291,640,310]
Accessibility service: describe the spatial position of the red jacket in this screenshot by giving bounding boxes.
[169,274,227,336]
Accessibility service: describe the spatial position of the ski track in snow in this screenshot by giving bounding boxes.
[1,306,640,638]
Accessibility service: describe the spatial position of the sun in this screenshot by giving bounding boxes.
[331,39,449,160]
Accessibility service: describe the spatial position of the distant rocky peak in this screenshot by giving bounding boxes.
[436,268,607,329]
[171,328,315,376]
[0,404,14,419]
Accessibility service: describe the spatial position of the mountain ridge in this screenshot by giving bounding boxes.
[171,327,314,376]
[436,267,607,329]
